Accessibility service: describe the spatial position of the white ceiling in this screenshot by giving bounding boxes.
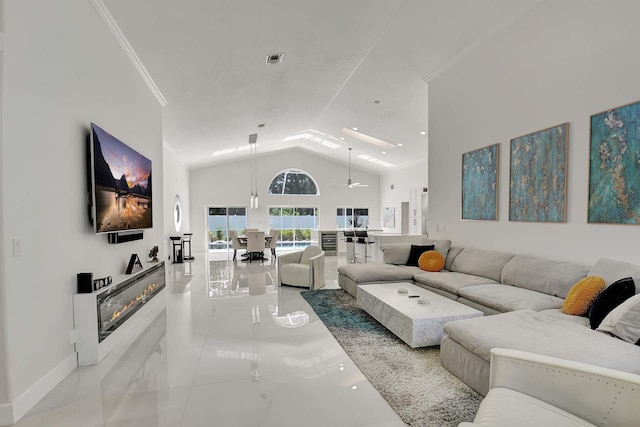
[103,0,541,173]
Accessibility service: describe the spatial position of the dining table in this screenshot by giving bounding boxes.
[238,232,272,261]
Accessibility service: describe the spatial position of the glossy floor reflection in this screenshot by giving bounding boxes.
[13,250,405,427]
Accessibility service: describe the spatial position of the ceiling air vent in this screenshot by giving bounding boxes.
[266,53,284,65]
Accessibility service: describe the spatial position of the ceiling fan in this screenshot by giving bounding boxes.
[346,148,368,188]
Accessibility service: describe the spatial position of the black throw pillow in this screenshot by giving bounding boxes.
[588,277,636,329]
[406,245,435,267]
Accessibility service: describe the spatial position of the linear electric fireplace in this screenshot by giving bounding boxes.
[74,261,166,365]
[97,262,165,342]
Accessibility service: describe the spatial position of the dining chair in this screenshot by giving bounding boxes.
[268,229,279,258]
[246,231,266,263]
[229,230,247,260]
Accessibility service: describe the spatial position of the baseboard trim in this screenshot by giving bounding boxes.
[0,353,77,425]
[0,401,13,426]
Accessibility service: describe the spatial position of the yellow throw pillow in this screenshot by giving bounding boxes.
[418,250,445,272]
[562,276,605,315]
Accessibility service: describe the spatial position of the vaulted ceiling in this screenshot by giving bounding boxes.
[103,0,542,173]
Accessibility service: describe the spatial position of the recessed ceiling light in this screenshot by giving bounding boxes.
[381,151,386,154]
[258,123,266,128]
[374,100,381,104]
[420,131,427,135]
[352,127,358,131]
[397,143,403,147]
[340,137,345,141]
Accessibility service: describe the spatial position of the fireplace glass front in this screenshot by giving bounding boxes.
[96,262,165,342]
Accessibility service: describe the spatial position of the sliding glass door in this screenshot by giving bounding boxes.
[269,207,318,250]
[207,206,247,251]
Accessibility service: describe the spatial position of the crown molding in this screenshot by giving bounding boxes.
[89,0,167,106]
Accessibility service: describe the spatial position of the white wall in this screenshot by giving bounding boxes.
[163,141,190,256]
[190,148,380,251]
[379,161,428,233]
[1,0,163,420]
[0,31,7,407]
[428,1,640,265]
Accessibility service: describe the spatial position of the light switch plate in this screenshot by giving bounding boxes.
[12,238,22,257]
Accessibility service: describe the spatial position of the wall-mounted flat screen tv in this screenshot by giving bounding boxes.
[89,123,153,233]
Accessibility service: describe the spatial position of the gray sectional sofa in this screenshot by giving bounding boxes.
[337,241,640,395]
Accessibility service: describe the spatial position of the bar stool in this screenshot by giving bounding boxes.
[354,230,374,263]
[182,233,194,260]
[343,230,356,263]
[169,236,183,264]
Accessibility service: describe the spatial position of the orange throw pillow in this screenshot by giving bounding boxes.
[562,276,605,315]
[418,250,445,272]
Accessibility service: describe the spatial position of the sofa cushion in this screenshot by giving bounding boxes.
[445,246,464,271]
[380,239,452,265]
[450,248,515,282]
[562,276,605,316]
[423,238,452,260]
[458,284,565,312]
[597,294,640,345]
[540,309,591,327]
[443,310,640,373]
[588,277,636,329]
[337,262,413,283]
[379,244,411,265]
[396,265,424,277]
[413,271,498,296]
[406,244,434,266]
[589,259,640,291]
[501,255,590,299]
[418,250,445,272]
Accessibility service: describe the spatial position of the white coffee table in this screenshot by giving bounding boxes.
[357,282,483,348]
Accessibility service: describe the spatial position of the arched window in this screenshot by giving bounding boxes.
[268,169,319,195]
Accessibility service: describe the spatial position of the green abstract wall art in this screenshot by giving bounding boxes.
[462,144,499,220]
[509,123,568,223]
[589,100,640,224]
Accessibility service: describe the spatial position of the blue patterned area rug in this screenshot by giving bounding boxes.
[300,289,481,427]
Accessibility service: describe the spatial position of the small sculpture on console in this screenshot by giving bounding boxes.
[148,245,159,263]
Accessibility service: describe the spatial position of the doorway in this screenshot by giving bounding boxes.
[207,206,248,253]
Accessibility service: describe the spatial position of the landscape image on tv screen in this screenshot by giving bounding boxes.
[91,123,153,233]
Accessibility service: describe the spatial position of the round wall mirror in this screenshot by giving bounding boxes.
[173,195,182,232]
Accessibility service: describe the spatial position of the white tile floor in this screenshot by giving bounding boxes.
[13,250,406,427]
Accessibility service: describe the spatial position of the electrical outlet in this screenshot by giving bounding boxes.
[436,224,445,233]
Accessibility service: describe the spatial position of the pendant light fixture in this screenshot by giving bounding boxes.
[249,133,258,209]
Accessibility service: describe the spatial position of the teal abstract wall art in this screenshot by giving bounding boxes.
[462,144,499,220]
[589,100,640,224]
[509,123,568,222]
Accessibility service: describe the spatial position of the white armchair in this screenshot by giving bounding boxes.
[278,246,325,290]
[460,348,640,427]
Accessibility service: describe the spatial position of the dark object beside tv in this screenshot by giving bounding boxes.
[88,123,153,234]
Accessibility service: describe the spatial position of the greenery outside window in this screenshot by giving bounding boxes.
[336,207,369,229]
[268,169,319,195]
[269,207,319,249]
